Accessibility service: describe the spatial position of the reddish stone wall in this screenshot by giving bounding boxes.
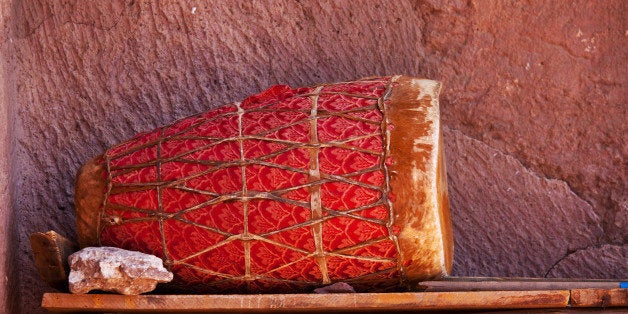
[3,0,625,312]
[1,0,19,312]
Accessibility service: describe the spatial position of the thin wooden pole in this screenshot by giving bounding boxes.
[417,276,625,291]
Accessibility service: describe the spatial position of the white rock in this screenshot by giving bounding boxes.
[68,246,173,295]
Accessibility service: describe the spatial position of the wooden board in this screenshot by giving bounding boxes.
[43,290,571,312]
[570,288,627,308]
[42,278,627,313]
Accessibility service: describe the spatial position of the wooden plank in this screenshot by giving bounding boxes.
[418,277,623,291]
[570,288,627,308]
[42,290,569,312]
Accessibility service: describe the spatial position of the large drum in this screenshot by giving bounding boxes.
[75,75,453,293]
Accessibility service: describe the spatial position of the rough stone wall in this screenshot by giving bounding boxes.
[5,0,625,312]
[1,0,19,312]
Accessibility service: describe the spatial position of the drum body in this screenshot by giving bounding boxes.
[75,76,452,293]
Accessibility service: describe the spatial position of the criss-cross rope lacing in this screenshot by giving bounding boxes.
[99,78,407,292]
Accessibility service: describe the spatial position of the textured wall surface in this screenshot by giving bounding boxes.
[4,0,625,312]
[1,0,19,312]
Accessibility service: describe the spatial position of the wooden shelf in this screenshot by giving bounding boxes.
[42,288,626,313]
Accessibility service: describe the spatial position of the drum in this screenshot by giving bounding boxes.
[75,75,453,293]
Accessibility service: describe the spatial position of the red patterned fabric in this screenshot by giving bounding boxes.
[99,77,405,292]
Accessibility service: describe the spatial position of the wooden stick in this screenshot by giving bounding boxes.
[417,276,624,291]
